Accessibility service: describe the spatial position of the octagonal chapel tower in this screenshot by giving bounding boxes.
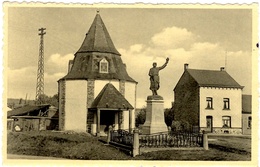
[58,12,137,136]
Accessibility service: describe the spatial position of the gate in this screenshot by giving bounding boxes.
[109,129,133,155]
[110,129,133,146]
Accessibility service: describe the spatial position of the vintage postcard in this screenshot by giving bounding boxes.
[2,2,259,167]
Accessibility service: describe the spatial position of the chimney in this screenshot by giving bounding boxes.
[184,63,189,71]
[220,67,225,71]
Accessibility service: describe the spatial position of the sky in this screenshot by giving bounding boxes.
[6,5,256,108]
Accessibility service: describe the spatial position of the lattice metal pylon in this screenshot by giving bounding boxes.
[35,28,46,102]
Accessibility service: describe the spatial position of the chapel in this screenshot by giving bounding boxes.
[58,11,137,136]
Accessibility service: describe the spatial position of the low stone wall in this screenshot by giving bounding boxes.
[201,127,242,134]
[213,128,242,134]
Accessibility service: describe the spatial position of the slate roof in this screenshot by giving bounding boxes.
[77,12,120,55]
[60,12,137,83]
[242,94,252,113]
[91,83,134,110]
[187,69,243,89]
[7,104,50,118]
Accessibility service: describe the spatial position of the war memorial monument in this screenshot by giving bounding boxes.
[142,58,169,134]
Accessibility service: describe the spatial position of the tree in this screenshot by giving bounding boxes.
[164,103,175,126]
[36,94,58,107]
[50,94,58,107]
[37,94,49,104]
[135,107,146,127]
[164,108,174,126]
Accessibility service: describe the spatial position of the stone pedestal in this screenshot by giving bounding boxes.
[142,95,168,134]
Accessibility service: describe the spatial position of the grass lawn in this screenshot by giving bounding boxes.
[7,131,130,160]
[7,131,251,160]
[135,148,250,160]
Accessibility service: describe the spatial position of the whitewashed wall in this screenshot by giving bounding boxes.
[122,110,130,130]
[64,80,88,131]
[200,87,242,128]
[125,82,137,129]
[94,80,119,98]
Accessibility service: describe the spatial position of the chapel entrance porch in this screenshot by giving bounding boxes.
[88,108,132,137]
[88,83,134,136]
[99,110,117,136]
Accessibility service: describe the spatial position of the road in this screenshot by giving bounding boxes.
[7,154,67,160]
[208,134,251,154]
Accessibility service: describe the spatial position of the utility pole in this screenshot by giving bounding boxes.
[35,28,46,103]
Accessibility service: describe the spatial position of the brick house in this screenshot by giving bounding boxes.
[173,64,243,134]
[58,12,137,136]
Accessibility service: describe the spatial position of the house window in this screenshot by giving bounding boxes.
[223,98,230,110]
[248,116,252,128]
[222,116,231,128]
[206,97,213,109]
[99,58,108,73]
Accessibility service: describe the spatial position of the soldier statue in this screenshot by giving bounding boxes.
[149,57,169,96]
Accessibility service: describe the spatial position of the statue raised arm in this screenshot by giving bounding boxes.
[149,57,169,96]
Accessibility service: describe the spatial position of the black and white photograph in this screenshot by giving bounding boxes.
[3,2,258,166]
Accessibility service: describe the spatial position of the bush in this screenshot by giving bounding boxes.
[135,108,146,127]
[171,120,191,132]
[171,121,182,131]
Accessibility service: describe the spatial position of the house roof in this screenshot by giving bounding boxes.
[7,104,50,118]
[187,69,243,89]
[91,83,134,110]
[76,12,120,55]
[242,94,252,113]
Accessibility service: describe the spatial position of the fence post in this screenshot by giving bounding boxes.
[107,125,113,144]
[203,131,208,150]
[133,128,140,157]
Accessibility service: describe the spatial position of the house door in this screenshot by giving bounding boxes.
[100,111,115,133]
[206,116,213,132]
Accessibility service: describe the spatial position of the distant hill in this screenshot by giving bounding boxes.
[7,98,36,109]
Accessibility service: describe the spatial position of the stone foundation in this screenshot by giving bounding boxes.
[59,80,66,130]
[201,127,242,134]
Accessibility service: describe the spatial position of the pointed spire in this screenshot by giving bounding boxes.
[60,12,137,83]
[77,12,120,55]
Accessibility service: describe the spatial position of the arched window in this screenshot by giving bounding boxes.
[99,58,108,73]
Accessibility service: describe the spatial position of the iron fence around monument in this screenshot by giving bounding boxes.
[110,129,133,146]
[139,131,203,148]
[108,128,205,157]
